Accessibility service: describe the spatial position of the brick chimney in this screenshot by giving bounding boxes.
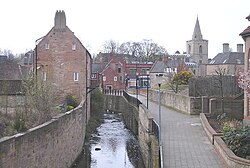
[54,10,66,29]
[223,43,229,53]
[237,44,243,52]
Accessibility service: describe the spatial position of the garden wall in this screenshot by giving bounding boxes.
[0,101,87,168]
[200,113,250,168]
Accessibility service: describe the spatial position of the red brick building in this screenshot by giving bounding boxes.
[125,62,153,88]
[101,57,126,91]
[35,10,91,103]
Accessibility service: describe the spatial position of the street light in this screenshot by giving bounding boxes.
[146,70,150,109]
[158,82,162,146]
[136,72,139,99]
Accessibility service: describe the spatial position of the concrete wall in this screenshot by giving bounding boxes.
[149,90,201,114]
[105,95,160,168]
[0,101,87,168]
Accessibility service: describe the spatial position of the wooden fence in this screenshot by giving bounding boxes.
[189,76,243,97]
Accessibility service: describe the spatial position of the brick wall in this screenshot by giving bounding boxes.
[0,101,87,168]
[36,27,89,102]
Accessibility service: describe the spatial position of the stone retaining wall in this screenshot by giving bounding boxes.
[105,95,160,168]
[149,90,200,114]
[0,101,87,168]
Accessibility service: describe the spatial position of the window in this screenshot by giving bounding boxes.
[119,76,123,82]
[130,69,136,75]
[114,76,117,81]
[142,69,147,75]
[199,60,202,64]
[199,45,202,54]
[156,73,163,77]
[24,57,28,65]
[103,76,106,81]
[72,43,76,50]
[42,72,46,81]
[45,43,49,49]
[74,72,79,81]
[236,59,241,64]
[91,74,96,79]
[118,67,121,73]
[188,45,191,54]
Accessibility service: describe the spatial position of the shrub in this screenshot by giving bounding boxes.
[65,94,79,108]
[223,125,250,159]
[172,71,193,85]
[13,113,27,133]
[66,105,74,111]
[222,119,242,133]
[90,88,105,115]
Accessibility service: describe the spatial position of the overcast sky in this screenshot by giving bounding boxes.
[0,0,249,58]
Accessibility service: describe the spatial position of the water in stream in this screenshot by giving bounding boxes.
[72,112,145,168]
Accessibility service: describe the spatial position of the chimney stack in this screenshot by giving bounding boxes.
[237,44,243,52]
[223,43,229,53]
[54,10,66,29]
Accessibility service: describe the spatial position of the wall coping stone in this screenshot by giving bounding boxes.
[200,113,223,144]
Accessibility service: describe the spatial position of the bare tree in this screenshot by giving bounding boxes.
[141,39,167,62]
[102,40,120,53]
[22,76,56,126]
[214,68,229,115]
[101,39,168,62]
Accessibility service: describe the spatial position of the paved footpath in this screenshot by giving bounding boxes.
[136,94,226,168]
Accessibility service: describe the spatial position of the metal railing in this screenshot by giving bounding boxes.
[103,89,123,96]
[152,120,159,141]
[123,91,142,108]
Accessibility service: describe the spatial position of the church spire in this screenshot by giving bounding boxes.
[192,17,203,40]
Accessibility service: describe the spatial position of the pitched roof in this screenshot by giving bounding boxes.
[0,62,22,80]
[0,55,7,63]
[239,15,250,39]
[92,63,105,73]
[209,52,244,64]
[150,61,165,73]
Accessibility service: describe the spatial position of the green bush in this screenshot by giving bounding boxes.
[90,88,105,115]
[223,125,250,159]
[13,113,27,133]
[65,94,79,108]
[172,71,193,85]
[66,105,74,111]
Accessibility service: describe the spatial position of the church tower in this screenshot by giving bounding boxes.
[186,17,208,64]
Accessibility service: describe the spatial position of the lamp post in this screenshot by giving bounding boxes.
[158,82,162,146]
[146,70,150,109]
[136,72,139,99]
